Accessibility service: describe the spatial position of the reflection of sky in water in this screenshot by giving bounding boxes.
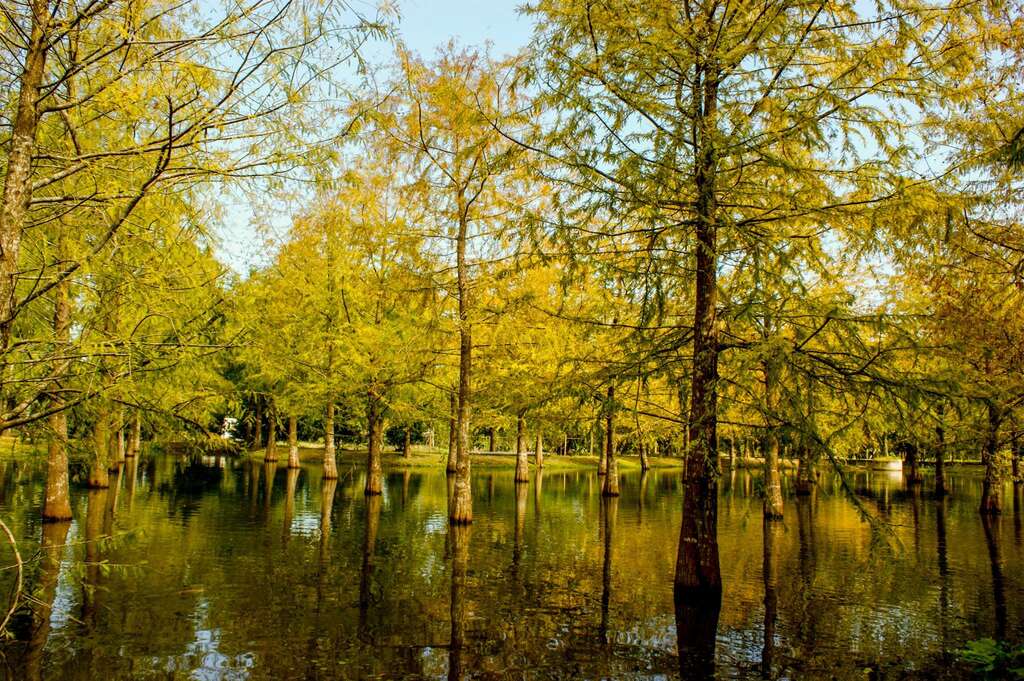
[288,513,321,537]
[423,512,447,535]
[50,520,80,631]
[184,599,255,680]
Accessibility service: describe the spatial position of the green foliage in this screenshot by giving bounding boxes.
[959,639,1024,679]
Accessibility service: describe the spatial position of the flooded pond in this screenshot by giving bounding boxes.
[0,453,1021,679]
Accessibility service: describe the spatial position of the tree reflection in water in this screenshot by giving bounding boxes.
[1,460,1022,679]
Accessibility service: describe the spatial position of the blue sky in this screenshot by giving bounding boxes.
[395,0,531,56]
[214,1,533,273]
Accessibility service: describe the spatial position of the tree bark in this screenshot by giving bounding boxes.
[253,398,263,449]
[597,414,608,476]
[324,231,339,480]
[287,414,300,469]
[112,408,126,467]
[488,427,496,454]
[514,411,529,482]
[763,431,784,518]
[402,426,411,459]
[934,414,947,496]
[762,360,784,519]
[0,0,51,350]
[795,443,814,496]
[365,391,383,495]
[1011,431,1021,484]
[88,404,110,488]
[43,245,72,520]
[447,389,457,473]
[43,408,72,520]
[264,401,278,463]
[449,202,473,524]
[639,440,650,471]
[128,412,141,458]
[535,432,544,468]
[905,440,923,485]
[980,401,1004,514]
[323,401,338,479]
[675,59,722,600]
[603,386,619,496]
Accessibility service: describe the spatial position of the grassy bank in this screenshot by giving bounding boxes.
[240,444,687,472]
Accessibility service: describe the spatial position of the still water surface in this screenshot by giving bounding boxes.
[0,453,1021,679]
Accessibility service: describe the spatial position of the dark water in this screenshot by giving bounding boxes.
[0,453,1021,680]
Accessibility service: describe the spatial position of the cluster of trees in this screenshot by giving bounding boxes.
[0,0,387,515]
[4,0,1023,611]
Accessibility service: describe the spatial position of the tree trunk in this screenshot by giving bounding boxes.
[112,408,126,467]
[127,412,141,458]
[905,441,923,484]
[598,414,608,476]
[0,0,50,350]
[980,401,1004,514]
[106,427,119,471]
[762,360,784,519]
[365,392,383,495]
[324,219,339,480]
[603,385,620,496]
[488,427,496,454]
[535,432,544,468]
[1011,431,1021,484]
[935,419,947,496]
[763,432,784,519]
[287,414,300,469]
[514,411,529,482]
[253,398,263,449]
[449,204,473,524]
[675,61,722,601]
[264,401,278,462]
[795,443,814,496]
[88,404,110,488]
[323,401,338,479]
[43,409,72,520]
[403,426,411,459]
[639,440,650,471]
[43,249,72,520]
[447,389,457,473]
